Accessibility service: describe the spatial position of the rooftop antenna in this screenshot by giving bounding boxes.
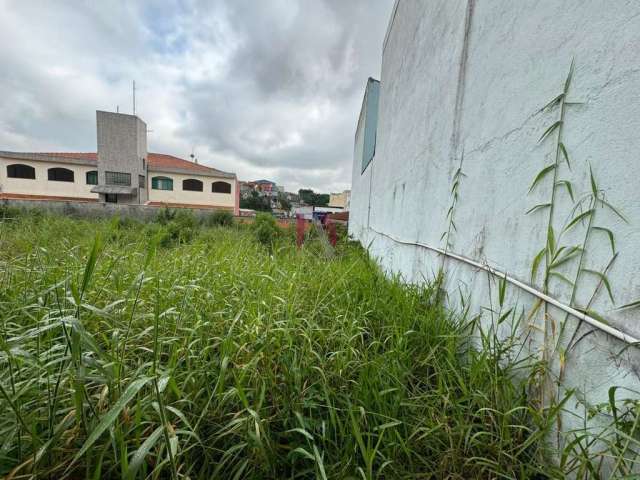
[190,148,198,164]
[116,105,119,113]
[132,80,136,115]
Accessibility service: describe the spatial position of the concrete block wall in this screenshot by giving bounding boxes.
[96,111,147,203]
[0,198,228,222]
[350,0,640,442]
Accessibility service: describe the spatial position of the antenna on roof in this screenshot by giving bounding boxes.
[132,80,136,115]
[190,148,198,164]
[116,105,119,113]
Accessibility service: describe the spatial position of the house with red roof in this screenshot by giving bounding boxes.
[0,111,239,214]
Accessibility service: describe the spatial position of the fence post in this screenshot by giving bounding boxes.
[296,214,305,248]
[328,220,337,247]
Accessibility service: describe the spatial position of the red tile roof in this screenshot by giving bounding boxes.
[4,152,234,177]
[147,153,226,175]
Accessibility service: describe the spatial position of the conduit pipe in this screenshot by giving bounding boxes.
[368,227,639,346]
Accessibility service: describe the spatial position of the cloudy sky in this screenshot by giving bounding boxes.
[0,0,394,193]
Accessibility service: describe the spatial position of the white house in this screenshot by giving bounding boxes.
[0,111,239,214]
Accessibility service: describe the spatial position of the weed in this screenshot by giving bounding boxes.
[253,212,280,248]
[0,212,564,479]
[205,210,234,227]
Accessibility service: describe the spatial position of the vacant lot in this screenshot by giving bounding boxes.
[0,211,560,479]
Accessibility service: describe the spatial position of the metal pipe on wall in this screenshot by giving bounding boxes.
[368,227,639,346]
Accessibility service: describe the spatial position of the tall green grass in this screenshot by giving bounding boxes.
[0,211,574,478]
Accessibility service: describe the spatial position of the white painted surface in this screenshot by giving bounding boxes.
[0,157,98,199]
[350,0,640,438]
[148,171,236,208]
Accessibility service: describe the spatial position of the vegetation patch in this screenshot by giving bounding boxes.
[0,212,625,479]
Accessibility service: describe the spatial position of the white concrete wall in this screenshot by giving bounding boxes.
[0,157,98,199]
[148,171,236,208]
[351,0,640,442]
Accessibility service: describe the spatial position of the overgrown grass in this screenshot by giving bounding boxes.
[0,211,562,479]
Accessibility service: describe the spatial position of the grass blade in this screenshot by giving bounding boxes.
[528,165,556,193]
[70,377,152,468]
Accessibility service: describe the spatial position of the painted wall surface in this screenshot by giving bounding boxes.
[0,157,98,199]
[350,0,640,437]
[148,171,236,208]
[328,190,351,210]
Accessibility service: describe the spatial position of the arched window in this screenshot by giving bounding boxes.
[183,179,203,192]
[212,181,232,194]
[151,176,173,191]
[86,170,98,185]
[48,167,74,182]
[6,164,35,179]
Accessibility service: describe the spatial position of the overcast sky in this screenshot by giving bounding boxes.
[0,0,394,193]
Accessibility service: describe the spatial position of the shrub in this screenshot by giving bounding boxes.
[253,212,280,247]
[206,210,234,227]
[155,206,177,225]
[153,208,197,246]
[0,205,22,220]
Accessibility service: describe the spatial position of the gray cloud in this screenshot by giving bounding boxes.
[0,0,393,192]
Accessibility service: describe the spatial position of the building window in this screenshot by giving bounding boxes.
[6,164,35,179]
[139,175,145,188]
[142,158,145,170]
[105,194,117,203]
[151,176,173,191]
[48,167,74,182]
[361,78,380,173]
[212,181,232,194]
[86,170,98,185]
[105,171,131,186]
[183,179,203,192]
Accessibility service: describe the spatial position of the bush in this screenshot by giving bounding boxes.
[253,212,280,248]
[153,208,197,246]
[206,210,234,227]
[155,206,177,225]
[0,205,22,220]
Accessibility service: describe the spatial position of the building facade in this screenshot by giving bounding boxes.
[328,190,351,210]
[350,0,640,441]
[0,111,239,213]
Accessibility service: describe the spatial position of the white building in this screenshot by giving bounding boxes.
[350,0,640,441]
[328,190,351,210]
[0,111,239,213]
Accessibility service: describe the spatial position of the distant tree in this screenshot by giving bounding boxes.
[314,194,329,207]
[298,188,329,207]
[277,193,291,211]
[240,191,272,212]
[298,189,314,205]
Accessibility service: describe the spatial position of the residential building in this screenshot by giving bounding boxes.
[253,179,277,195]
[328,190,350,210]
[0,111,239,213]
[239,181,255,199]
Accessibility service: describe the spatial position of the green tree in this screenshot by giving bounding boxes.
[298,189,329,207]
[277,193,291,211]
[240,191,272,212]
